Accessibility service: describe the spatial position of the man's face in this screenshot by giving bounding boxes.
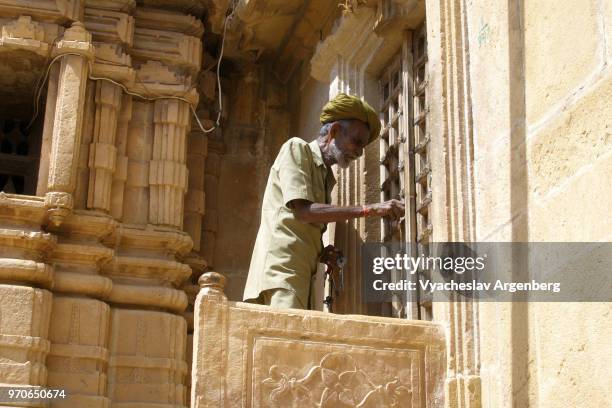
[329,120,370,168]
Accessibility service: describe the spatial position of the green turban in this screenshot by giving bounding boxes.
[320,93,381,144]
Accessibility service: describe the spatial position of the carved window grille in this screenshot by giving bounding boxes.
[411,23,432,321]
[0,119,41,195]
[379,22,432,321]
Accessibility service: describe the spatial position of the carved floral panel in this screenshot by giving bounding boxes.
[253,338,420,407]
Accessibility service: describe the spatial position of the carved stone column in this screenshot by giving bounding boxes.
[110,94,132,220]
[45,22,94,226]
[149,99,190,228]
[122,100,153,224]
[87,81,123,212]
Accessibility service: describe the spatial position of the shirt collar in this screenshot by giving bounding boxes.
[309,139,337,191]
[308,139,325,167]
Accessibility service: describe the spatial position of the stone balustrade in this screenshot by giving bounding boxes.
[191,272,447,407]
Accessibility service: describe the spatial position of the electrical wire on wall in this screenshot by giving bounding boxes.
[28,0,239,135]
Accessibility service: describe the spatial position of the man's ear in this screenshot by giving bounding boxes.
[327,121,341,142]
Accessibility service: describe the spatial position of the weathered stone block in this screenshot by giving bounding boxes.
[107,308,187,407]
[474,138,528,240]
[529,151,612,242]
[524,0,602,124]
[527,72,612,200]
[46,296,111,407]
[0,285,52,385]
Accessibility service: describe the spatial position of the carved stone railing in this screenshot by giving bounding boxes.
[191,272,446,407]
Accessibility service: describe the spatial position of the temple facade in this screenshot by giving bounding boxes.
[0,0,609,407]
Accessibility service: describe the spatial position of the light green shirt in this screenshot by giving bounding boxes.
[243,137,336,307]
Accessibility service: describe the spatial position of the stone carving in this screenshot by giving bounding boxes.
[94,41,131,65]
[84,7,134,45]
[134,7,204,37]
[53,21,94,58]
[0,0,81,22]
[45,191,74,226]
[0,16,50,55]
[132,26,201,73]
[2,15,45,40]
[133,60,198,104]
[136,57,189,85]
[263,352,412,408]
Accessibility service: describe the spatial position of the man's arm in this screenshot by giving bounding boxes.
[289,199,405,224]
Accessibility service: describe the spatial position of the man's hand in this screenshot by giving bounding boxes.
[320,245,342,266]
[367,199,405,220]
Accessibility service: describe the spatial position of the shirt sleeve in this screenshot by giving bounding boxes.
[277,139,316,207]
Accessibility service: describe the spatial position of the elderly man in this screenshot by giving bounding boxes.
[243,93,405,309]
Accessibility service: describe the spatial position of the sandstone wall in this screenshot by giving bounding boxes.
[291,74,330,143]
[462,0,612,406]
[204,65,291,302]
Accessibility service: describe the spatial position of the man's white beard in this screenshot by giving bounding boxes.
[330,139,351,169]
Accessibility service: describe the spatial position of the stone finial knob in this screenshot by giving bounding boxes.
[198,272,226,294]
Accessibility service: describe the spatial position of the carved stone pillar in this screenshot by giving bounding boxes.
[123,100,153,224]
[36,63,60,197]
[74,81,96,210]
[87,81,123,212]
[110,95,132,220]
[45,22,94,226]
[149,99,190,228]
